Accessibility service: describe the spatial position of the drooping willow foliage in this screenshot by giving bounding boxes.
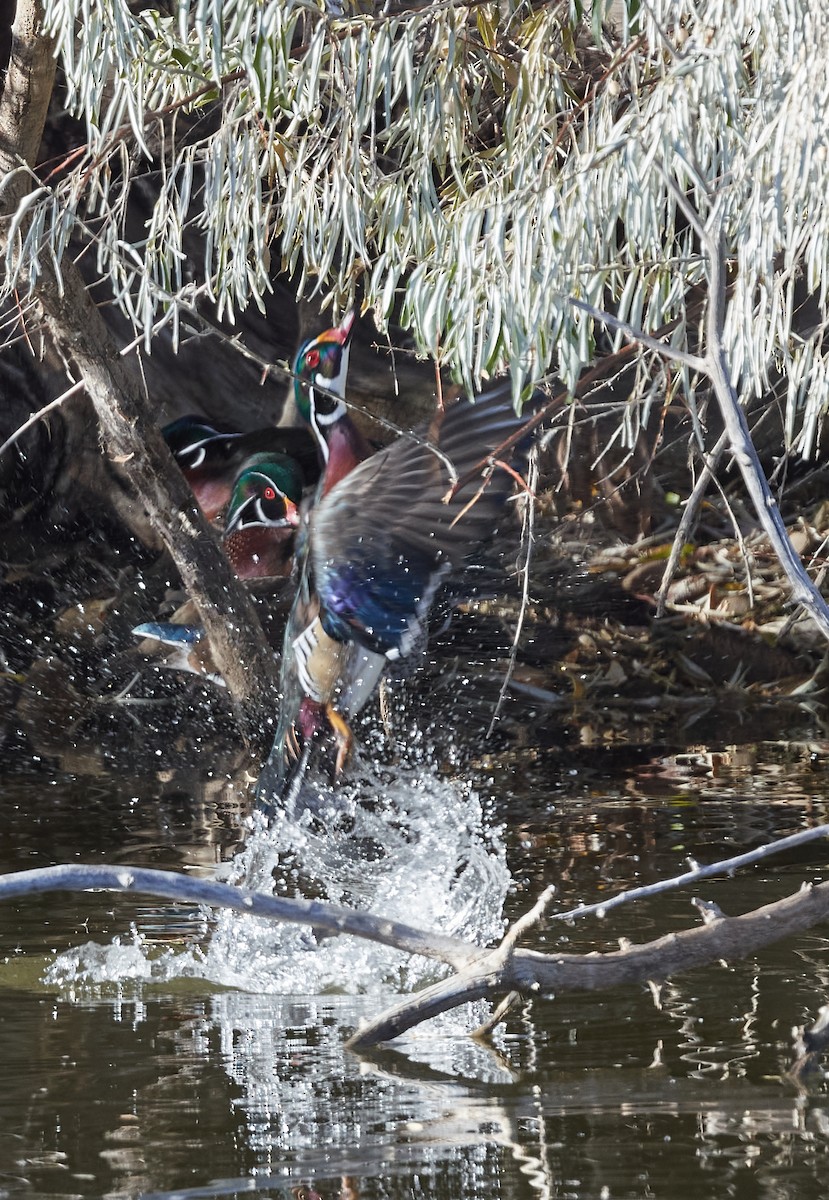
[6,0,829,448]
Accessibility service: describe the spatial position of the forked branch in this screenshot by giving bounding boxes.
[575,173,829,641]
[1,825,827,1050]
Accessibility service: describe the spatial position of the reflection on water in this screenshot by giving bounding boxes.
[4,699,829,1197]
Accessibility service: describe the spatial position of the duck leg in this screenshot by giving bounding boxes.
[325,703,354,777]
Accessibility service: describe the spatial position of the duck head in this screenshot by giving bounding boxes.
[224,454,303,536]
[293,310,356,462]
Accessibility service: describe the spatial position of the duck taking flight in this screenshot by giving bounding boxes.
[266,355,539,793]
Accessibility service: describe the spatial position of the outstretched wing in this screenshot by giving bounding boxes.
[311,381,538,656]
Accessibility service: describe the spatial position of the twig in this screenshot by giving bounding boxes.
[569,297,706,372]
[0,378,84,460]
[446,340,644,500]
[471,991,523,1039]
[486,452,539,737]
[499,882,557,951]
[43,70,247,184]
[547,822,829,925]
[703,448,756,610]
[0,291,196,465]
[655,429,729,616]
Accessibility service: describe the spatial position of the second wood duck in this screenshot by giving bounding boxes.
[163,415,319,520]
[132,453,304,681]
[222,453,304,580]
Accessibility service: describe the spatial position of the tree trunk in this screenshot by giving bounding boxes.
[0,0,279,757]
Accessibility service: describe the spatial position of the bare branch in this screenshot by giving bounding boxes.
[655,429,729,617]
[0,378,84,460]
[547,822,829,925]
[486,453,539,737]
[500,881,556,952]
[2,828,828,1051]
[0,863,478,972]
[349,873,829,1048]
[700,212,829,640]
[569,298,706,372]
[577,188,829,643]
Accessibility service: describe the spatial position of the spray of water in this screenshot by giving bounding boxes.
[46,754,511,999]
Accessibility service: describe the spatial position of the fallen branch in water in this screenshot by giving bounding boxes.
[0,824,828,1049]
[350,866,829,1048]
[0,863,477,971]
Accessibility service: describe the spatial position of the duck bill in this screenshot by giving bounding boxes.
[331,309,356,346]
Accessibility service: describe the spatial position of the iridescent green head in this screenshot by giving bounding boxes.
[224,453,304,535]
[292,310,355,454]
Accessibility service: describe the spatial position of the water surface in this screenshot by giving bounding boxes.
[2,683,829,1200]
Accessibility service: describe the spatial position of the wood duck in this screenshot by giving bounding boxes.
[134,313,363,690]
[267,376,539,790]
[163,415,319,520]
[132,453,304,681]
[222,453,303,579]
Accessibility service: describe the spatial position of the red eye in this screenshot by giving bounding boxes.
[305,348,321,369]
[263,486,277,501]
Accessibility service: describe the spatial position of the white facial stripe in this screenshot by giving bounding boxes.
[328,341,351,397]
[250,470,285,495]
[225,495,253,533]
[252,502,292,528]
[315,401,347,427]
[312,369,348,426]
[307,385,330,462]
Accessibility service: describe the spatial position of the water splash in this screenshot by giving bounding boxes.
[46,756,510,999]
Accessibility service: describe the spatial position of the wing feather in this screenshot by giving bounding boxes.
[311,382,538,653]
